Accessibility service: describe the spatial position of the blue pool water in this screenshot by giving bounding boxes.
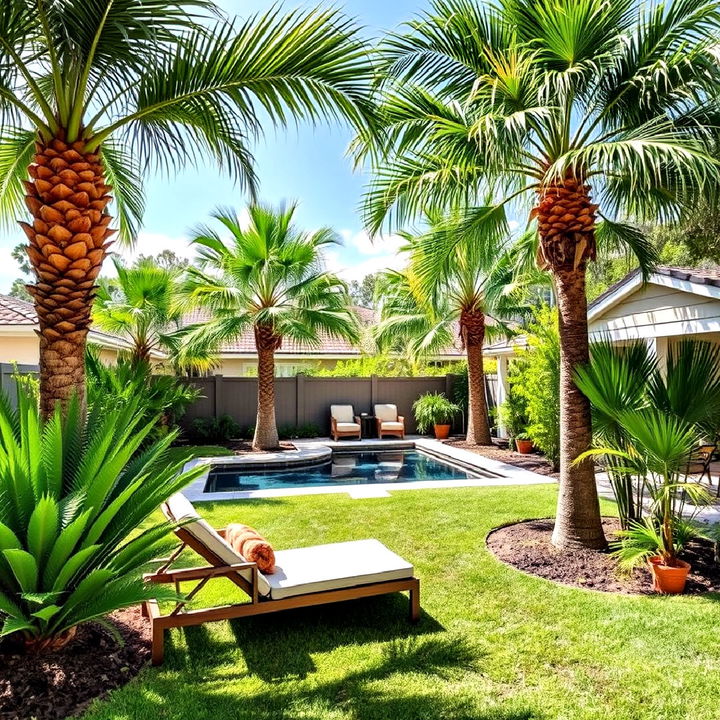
[203,450,479,493]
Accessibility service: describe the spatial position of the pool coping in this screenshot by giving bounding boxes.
[181,437,554,501]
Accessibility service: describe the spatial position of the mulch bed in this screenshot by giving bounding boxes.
[444,440,560,478]
[487,517,720,594]
[0,607,150,720]
[225,440,296,454]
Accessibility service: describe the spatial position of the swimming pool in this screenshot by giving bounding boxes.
[203,449,480,493]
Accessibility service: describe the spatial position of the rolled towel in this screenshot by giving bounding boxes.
[225,523,276,574]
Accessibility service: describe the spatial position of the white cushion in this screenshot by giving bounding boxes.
[374,404,398,422]
[163,493,271,597]
[335,422,361,432]
[379,421,404,431]
[331,405,355,422]
[267,539,413,600]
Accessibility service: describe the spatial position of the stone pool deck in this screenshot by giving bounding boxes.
[182,437,553,502]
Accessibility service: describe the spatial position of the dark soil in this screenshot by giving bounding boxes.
[226,440,297,454]
[444,440,559,478]
[0,607,150,720]
[487,518,720,595]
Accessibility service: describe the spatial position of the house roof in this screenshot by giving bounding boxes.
[0,294,37,325]
[179,305,464,358]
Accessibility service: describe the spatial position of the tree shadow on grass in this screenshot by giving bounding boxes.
[140,622,542,720]
[227,594,443,681]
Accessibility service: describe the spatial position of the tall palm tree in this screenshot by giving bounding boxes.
[93,258,186,367]
[362,0,719,549]
[180,203,359,450]
[0,1,375,416]
[376,217,521,445]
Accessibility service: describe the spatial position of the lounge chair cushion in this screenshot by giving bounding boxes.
[375,404,398,422]
[267,539,413,600]
[379,421,404,431]
[164,493,272,597]
[331,405,355,422]
[335,422,361,432]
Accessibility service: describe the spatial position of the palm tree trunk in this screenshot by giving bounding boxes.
[536,175,606,550]
[253,324,281,450]
[462,310,492,445]
[21,134,113,417]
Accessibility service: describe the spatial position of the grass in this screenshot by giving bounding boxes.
[82,484,720,720]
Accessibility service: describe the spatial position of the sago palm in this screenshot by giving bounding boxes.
[93,258,184,367]
[180,203,359,450]
[376,215,521,445]
[362,0,720,549]
[0,1,375,416]
[0,387,204,651]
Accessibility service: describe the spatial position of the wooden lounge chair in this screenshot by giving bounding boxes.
[374,404,405,439]
[143,493,420,665]
[330,404,362,441]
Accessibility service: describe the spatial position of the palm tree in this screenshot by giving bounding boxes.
[0,1,375,416]
[180,203,359,450]
[376,216,521,445]
[93,258,183,366]
[361,0,719,549]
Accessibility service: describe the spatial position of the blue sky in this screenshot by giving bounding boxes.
[0,0,427,293]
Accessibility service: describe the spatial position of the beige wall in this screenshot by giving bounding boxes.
[0,332,121,366]
[213,357,336,377]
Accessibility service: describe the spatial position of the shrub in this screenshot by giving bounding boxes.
[306,355,468,377]
[413,392,460,434]
[187,414,242,443]
[0,388,204,651]
[277,423,321,440]
[86,350,199,438]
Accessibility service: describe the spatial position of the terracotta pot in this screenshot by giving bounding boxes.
[434,424,451,439]
[515,439,534,454]
[648,556,691,594]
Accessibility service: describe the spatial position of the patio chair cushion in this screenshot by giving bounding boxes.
[335,422,361,432]
[374,404,398,422]
[267,539,413,600]
[164,493,272,597]
[331,405,355,422]
[379,421,404,431]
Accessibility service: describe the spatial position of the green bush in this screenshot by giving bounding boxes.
[0,388,203,651]
[86,350,199,439]
[503,306,560,469]
[412,392,460,434]
[306,355,467,377]
[277,423,321,440]
[188,414,242,443]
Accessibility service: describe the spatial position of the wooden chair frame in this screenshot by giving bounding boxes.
[375,414,405,440]
[143,525,420,665]
[330,412,362,441]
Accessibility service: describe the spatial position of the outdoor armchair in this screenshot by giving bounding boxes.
[374,404,405,439]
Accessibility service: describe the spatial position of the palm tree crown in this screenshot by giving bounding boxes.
[361,0,720,550]
[0,0,375,414]
[181,203,359,449]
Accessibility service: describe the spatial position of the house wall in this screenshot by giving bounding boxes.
[0,333,121,365]
[589,284,720,341]
[213,357,335,377]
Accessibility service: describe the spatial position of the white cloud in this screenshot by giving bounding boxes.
[340,229,405,256]
[325,248,406,283]
[103,231,196,276]
[0,245,23,294]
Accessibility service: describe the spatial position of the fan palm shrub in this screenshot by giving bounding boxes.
[0,387,204,652]
[0,1,375,416]
[576,339,720,529]
[375,214,522,445]
[93,259,186,368]
[179,203,359,450]
[362,0,720,549]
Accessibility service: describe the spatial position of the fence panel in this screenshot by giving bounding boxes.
[0,363,39,409]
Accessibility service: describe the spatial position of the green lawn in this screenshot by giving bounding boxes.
[82,484,720,720]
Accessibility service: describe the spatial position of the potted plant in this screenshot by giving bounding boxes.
[577,407,711,594]
[515,432,534,454]
[413,392,460,439]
